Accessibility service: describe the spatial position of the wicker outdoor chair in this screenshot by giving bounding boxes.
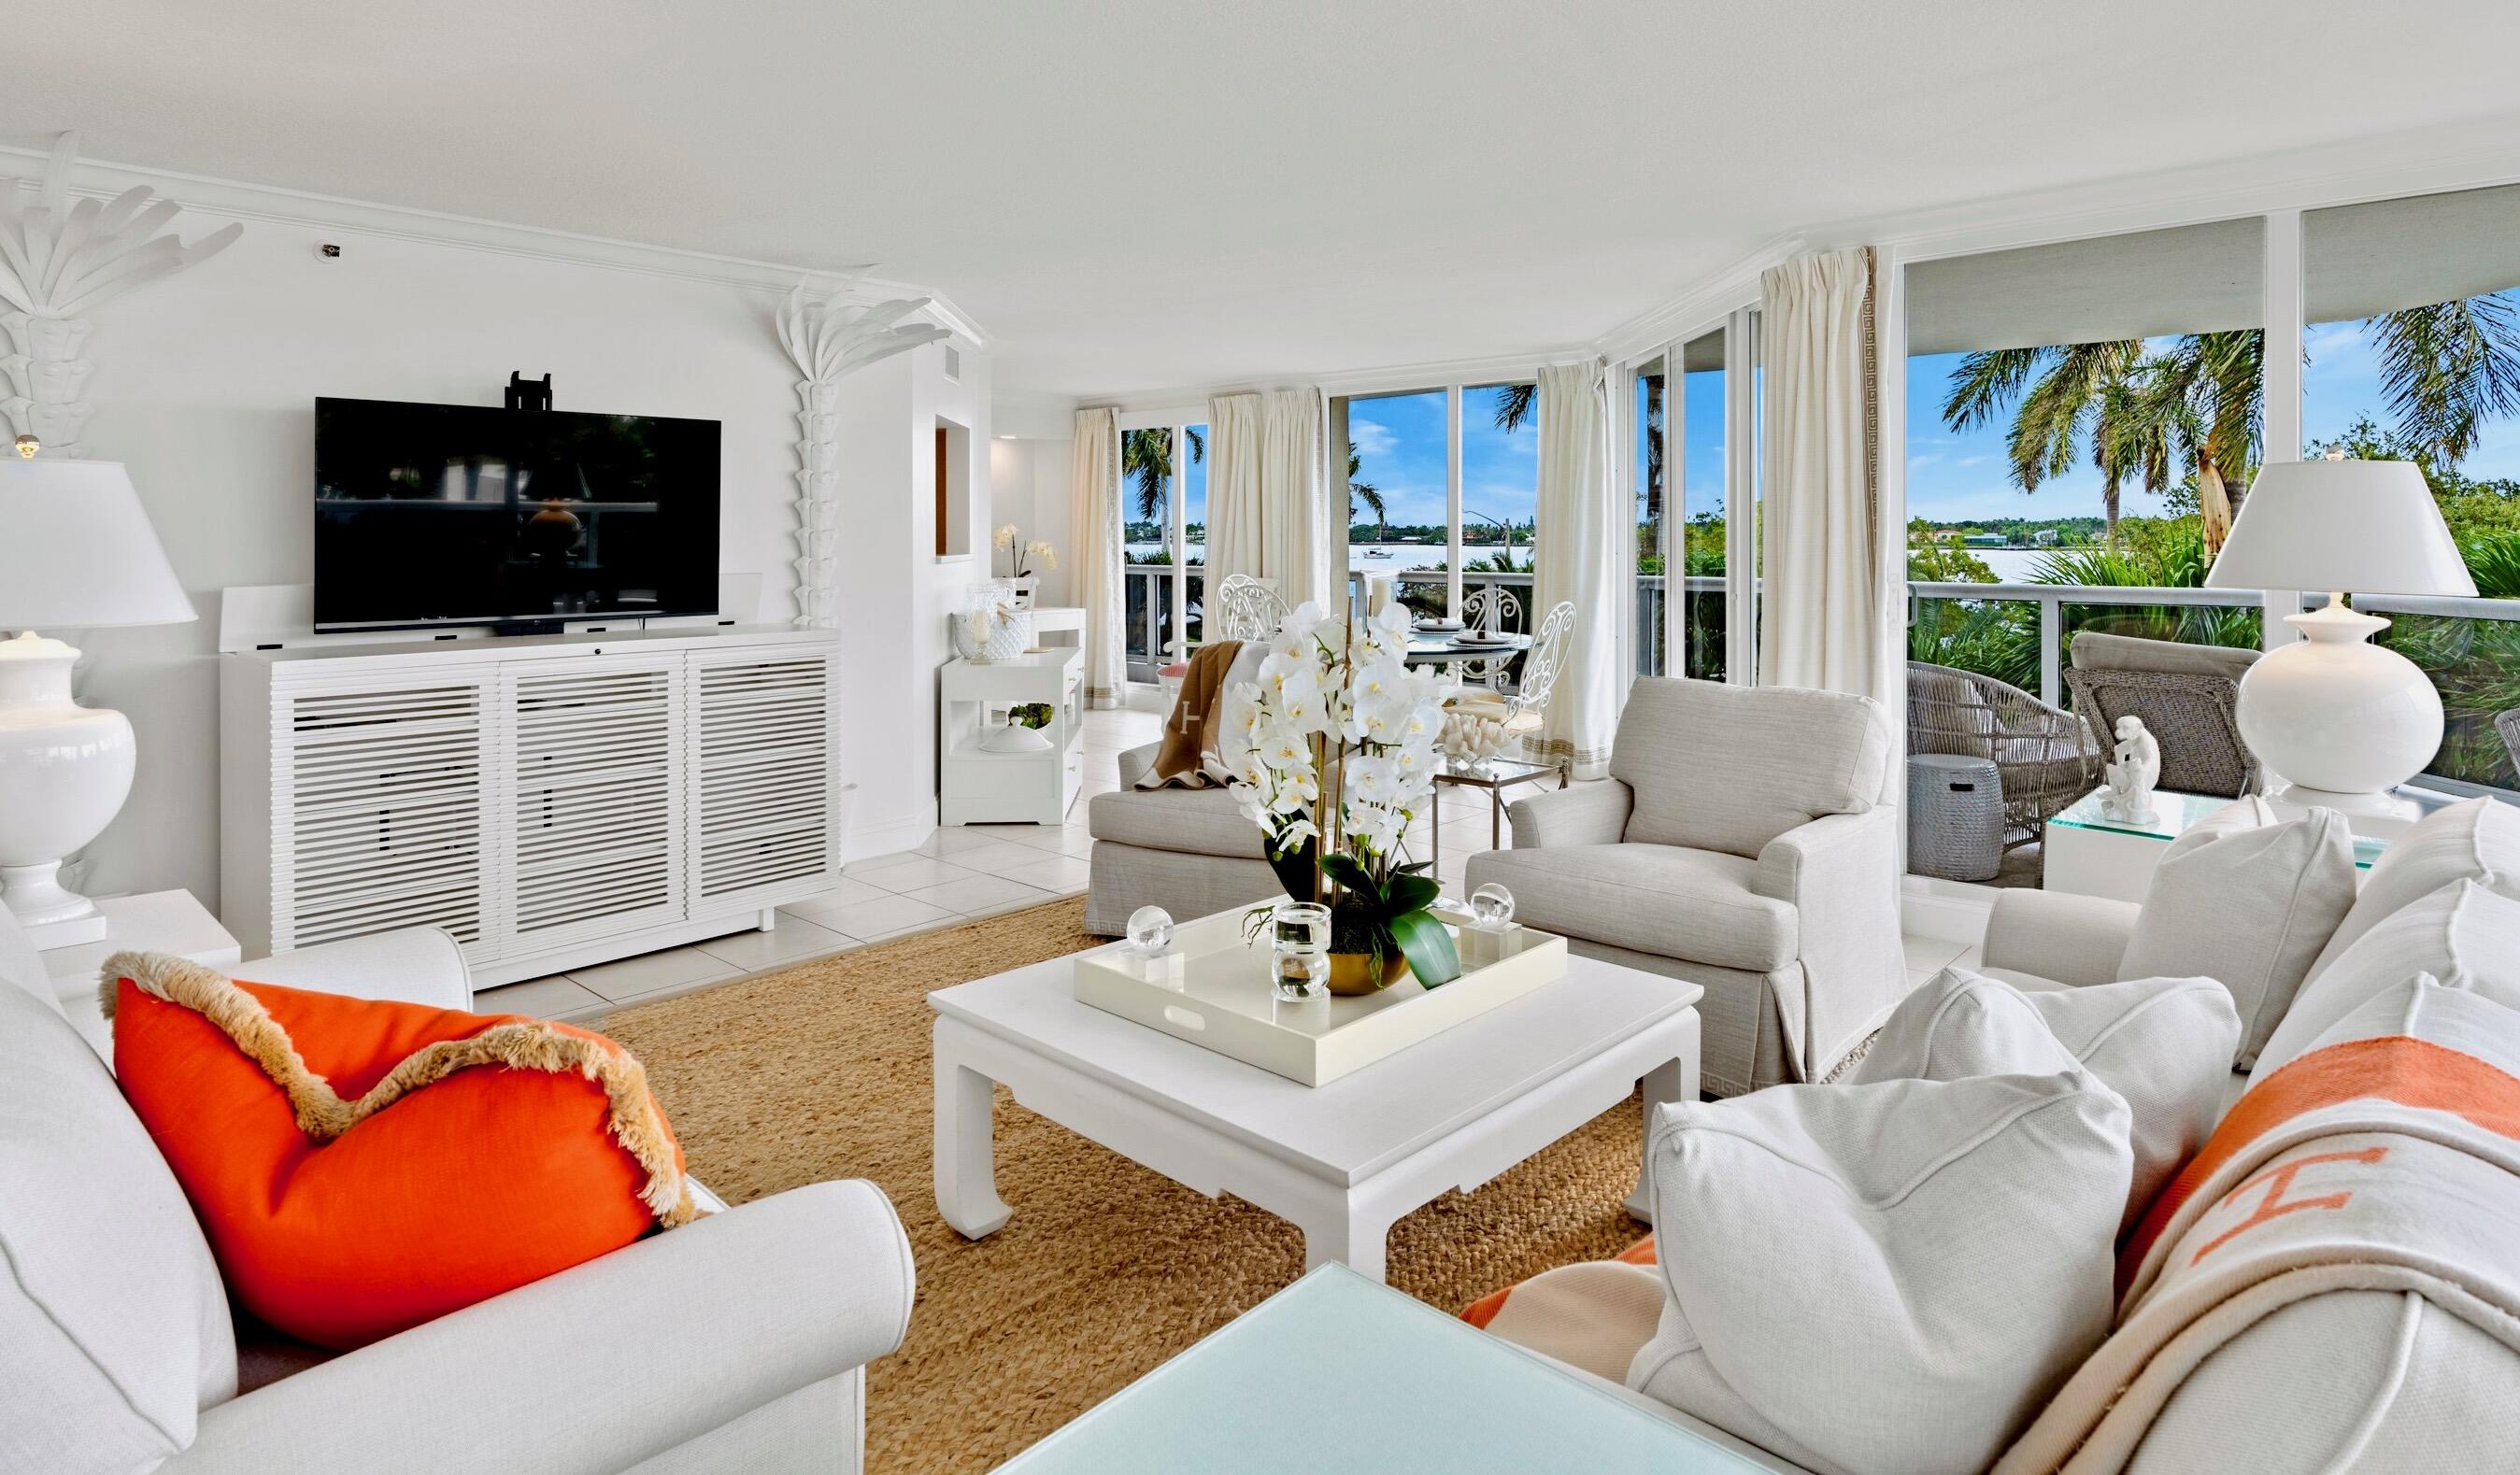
[2499,707,2520,778]
[1906,661,2099,848]
[2064,632,2261,798]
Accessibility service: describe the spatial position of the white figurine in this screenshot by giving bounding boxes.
[2102,715,2162,821]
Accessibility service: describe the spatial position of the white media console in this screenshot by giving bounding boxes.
[221,623,843,986]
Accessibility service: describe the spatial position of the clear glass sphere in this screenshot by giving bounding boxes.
[1467,883,1516,930]
[1124,905,1175,953]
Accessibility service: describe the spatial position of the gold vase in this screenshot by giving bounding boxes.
[1326,948,1410,996]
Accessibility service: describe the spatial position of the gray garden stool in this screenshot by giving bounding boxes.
[1907,753,2005,883]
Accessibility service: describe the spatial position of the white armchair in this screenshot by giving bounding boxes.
[1464,678,1905,1097]
[1,911,912,1475]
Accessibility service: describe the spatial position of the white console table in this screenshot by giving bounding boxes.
[939,650,1085,826]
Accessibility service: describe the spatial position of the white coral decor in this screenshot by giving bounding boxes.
[1218,601,1447,881]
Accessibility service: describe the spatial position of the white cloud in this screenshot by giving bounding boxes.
[1349,417,1396,458]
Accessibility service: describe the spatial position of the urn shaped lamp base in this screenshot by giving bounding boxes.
[0,631,136,949]
[2233,596,2443,808]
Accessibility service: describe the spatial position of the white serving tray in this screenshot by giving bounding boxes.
[1071,905,1569,1085]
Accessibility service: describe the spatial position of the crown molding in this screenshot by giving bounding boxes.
[0,143,989,347]
[1592,233,1801,366]
[1814,111,2520,267]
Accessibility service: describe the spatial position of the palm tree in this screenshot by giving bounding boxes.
[1346,440,1386,533]
[1494,382,1537,433]
[1942,298,2520,546]
[1121,426,1205,524]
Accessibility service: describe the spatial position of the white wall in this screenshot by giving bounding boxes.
[985,435,1075,605]
[36,173,977,909]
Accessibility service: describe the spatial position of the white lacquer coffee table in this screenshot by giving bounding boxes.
[929,952,1701,1282]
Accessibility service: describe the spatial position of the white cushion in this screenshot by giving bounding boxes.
[1852,967,2238,1234]
[1629,1070,2129,1475]
[1463,844,1795,972]
[2119,797,2356,1070]
[1611,678,1888,858]
[2306,795,2520,981]
[1,980,235,1475]
[2250,879,2520,1086]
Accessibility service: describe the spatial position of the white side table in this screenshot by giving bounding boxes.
[2043,785,2453,901]
[44,889,240,1057]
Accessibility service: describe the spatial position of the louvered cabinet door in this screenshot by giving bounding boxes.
[687,651,839,910]
[271,678,494,955]
[500,655,686,953]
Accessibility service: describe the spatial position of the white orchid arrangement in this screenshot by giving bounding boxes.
[993,524,1056,579]
[1216,601,1461,985]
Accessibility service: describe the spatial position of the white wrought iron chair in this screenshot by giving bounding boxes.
[1211,573,1288,642]
[1457,585,1525,690]
[1441,600,1574,772]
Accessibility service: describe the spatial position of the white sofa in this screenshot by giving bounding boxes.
[0,910,914,1475]
[1481,795,2520,1472]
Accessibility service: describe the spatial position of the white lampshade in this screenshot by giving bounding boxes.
[2204,458,2477,597]
[0,459,196,628]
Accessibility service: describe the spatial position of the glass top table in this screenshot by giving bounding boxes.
[2046,785,2461,870]
[992,1265,1780,1473]
[1431,756,1566,865]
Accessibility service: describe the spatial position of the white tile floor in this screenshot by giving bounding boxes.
[475,701,1978,1023]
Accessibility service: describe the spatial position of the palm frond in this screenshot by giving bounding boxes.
[2371,296,2520,463]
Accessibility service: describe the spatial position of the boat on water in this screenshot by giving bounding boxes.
[1363,547,1393,559]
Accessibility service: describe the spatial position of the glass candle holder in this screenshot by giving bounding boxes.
[1271,901,1331,1002]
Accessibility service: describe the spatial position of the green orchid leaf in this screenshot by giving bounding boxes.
[1388,908,1461,987]
[1320,854,1381,904]
[1386,872,1441,916]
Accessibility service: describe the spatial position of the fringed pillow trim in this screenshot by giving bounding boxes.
[103,950,698,1227]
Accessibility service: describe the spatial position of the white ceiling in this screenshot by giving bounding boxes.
[12,1,2520,399]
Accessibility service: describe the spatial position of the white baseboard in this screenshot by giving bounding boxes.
[846,810,937,864]
[1901,874,2000,945]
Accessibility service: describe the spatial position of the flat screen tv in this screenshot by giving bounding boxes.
[313,397,720,632]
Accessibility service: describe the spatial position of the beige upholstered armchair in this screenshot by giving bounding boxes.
[1464,678,1905,1098]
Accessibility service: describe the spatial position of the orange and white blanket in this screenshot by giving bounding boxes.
[1995,977,2520,1473]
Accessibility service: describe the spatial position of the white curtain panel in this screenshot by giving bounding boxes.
[1203,391,1264,583]
[1531,360,1618,779]
[1260,387,1331,607]
[1067,407,1127,707]
[1758,248,1892,722]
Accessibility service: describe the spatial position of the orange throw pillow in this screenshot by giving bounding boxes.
[106,950,698,1350]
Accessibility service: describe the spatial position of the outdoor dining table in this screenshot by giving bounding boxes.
[1402,631,1532,666]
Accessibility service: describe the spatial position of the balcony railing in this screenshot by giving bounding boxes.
[1118,563,2519,792]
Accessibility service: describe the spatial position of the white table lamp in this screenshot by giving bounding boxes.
[0,447,196,946]
[2204,454,2476,811]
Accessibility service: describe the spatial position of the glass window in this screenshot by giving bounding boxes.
[1680,329,1728,681]
[1903,219,2268,710]
[1461,383,1537,645]
[1181,422,1208,644]
[1633,356,1667,676]
[2306,183,2520,794]
[1342,389,1448,618]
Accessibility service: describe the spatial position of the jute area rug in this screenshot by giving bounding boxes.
[602,897,1651,1474]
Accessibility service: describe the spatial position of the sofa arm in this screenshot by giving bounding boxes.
[1980,889,2138,987]
[1504,779,1633,849]
[164,1179,912,1475]
[237,927,472,1013]
[1758,808,1906,1078]
[1116,741,1159,791]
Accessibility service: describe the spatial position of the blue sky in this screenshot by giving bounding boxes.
[1905,296,2520,525]
[1345,385,1537,532]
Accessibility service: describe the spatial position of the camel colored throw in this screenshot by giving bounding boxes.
[104,951,695,1349]
[1135,637,1244,787]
